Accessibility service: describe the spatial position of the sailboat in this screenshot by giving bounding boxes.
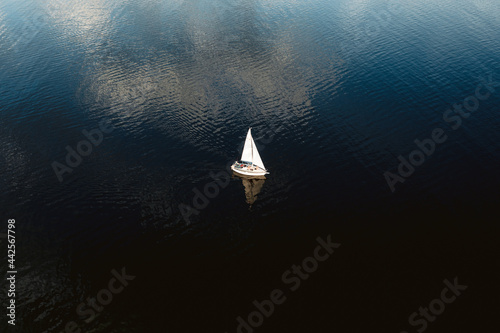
[231,128,269,177]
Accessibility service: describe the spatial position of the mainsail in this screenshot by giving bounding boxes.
[240,128,265,170]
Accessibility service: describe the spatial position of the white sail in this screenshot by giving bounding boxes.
[240,129,253,162]
[240,128,266,170]
[251,135,265,169]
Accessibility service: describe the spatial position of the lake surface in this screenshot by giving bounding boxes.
[1,0,499,332]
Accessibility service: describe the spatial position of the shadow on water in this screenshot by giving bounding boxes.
[232,172,266,208]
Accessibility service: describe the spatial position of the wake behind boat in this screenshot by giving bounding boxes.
[231,128,269,177]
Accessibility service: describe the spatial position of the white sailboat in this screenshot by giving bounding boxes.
[231,128,269,177]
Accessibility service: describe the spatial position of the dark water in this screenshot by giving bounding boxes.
[1,0,499,332]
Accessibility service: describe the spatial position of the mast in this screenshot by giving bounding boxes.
[251,128,253,166]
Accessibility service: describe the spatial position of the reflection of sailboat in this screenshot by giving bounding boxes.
[231,128,269,177]
[241,177,265,206]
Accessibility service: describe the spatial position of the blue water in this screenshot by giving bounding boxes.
[1,0,499,332]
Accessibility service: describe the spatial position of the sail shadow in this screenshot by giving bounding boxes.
[232,173,266,208]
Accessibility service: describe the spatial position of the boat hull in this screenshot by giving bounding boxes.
[231,162,268,177]
[231,172,267,180]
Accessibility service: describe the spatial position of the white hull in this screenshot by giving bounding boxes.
[231,162,268,177]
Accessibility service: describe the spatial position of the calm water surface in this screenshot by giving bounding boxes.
[1,0,499,332]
